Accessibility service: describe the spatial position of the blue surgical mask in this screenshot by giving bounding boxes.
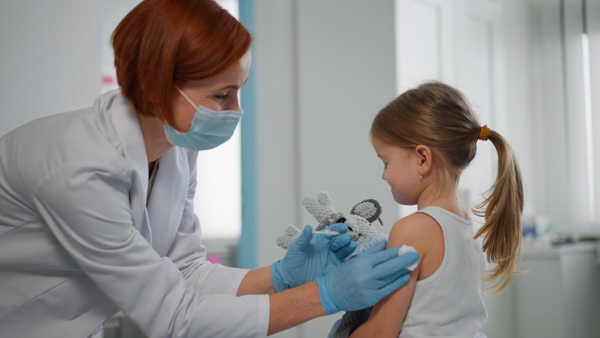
[164,87,244,151]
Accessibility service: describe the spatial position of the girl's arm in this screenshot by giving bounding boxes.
[350,212,442,338]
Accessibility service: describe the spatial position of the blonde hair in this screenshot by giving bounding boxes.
[371,81,524,293]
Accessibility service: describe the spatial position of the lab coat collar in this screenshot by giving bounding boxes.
[146,147,188,256]
[99,90,149,198]
[95,90,152,243]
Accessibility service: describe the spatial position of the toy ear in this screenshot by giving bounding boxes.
[350,199,383,225]
[317,191,334,209]
[301,191,337,223]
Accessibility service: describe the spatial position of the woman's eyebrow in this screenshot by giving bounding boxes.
[221,78,248,91]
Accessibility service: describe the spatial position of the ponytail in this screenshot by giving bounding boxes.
[473,130,524,294]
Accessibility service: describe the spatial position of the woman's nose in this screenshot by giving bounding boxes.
[229,94,242,112]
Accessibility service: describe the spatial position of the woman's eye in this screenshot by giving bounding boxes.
[215,94,229,101]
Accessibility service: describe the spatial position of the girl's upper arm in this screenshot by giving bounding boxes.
[350,213,433,338]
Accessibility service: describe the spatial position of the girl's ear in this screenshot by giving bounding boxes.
[414,145,433,176]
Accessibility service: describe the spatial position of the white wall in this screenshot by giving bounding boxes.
[0,0,103,137]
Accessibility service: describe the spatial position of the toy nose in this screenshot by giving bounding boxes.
[334,217,353,231]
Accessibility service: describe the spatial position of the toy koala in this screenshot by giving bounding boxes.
[276,191,388,337]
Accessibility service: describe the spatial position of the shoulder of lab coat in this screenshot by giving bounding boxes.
[0,90,269,338]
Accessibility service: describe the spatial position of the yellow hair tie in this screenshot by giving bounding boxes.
[479,125,490,141]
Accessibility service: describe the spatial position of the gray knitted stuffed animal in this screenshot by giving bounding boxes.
[276,191,387,337]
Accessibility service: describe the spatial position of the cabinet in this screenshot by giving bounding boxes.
[487,242,600,338]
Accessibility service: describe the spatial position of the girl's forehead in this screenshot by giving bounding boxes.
[373,138,407,153]
[371,137,389,150]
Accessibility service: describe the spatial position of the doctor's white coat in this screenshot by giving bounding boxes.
[0,90,269,338]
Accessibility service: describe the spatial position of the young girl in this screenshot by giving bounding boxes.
[351,81,524,337]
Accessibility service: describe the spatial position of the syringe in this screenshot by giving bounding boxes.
[312,230,358,236]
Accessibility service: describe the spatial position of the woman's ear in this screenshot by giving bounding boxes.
[414,145,433,177]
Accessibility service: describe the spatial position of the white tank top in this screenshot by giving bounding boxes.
[399,206,488,338]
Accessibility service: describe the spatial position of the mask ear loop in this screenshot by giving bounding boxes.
[175,87,199,109]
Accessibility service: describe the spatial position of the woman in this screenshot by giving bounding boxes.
[0,1,418,337]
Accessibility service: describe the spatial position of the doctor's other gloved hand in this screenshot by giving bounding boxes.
[315,240,419,314]
[271,224,357,292]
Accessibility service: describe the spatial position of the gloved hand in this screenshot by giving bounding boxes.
[271,223,357,292]
[315,240,419,314]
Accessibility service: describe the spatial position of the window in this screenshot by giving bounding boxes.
[194,0,242,239]
[561,0,599,234]
[581,32,595,222]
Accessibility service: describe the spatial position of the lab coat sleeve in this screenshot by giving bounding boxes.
[31,161,269,338]
[165,212,249,296]
[164,150,251,296]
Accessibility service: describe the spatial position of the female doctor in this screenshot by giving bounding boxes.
[0,0,419,337]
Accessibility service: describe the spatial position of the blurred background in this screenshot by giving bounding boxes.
[1,0,599,337]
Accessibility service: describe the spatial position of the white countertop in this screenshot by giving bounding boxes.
[520,241,599,259]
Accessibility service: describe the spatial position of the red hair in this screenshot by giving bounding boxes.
[111,0,252,129]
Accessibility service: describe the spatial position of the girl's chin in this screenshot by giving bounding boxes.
[392,192,415,206]
[392,193,404,205]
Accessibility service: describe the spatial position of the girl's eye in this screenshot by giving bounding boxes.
[215,94,229,101]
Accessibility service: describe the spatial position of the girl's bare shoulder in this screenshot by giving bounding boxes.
[388,212,441,245]
[387,211,445,280]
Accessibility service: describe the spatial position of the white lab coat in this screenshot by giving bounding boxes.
[0,90,269,338]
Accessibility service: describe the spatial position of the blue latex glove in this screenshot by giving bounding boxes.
[315,240,419,314]
[271,223,357,292]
